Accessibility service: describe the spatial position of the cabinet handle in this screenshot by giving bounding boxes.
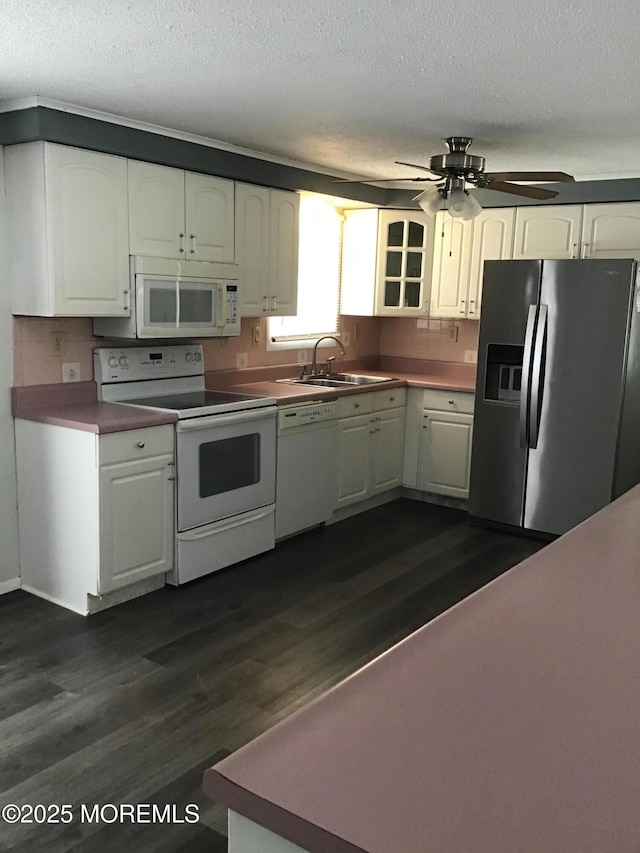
[179,233,185,254]
[137,441,145,448]
[582,242,590,258]
[167,461,175,466]
[262,296,269,313]
[571,242,579,259]
[468,299,475,315]
[167,477,176,482]
[422,416,428,429]
[123,290,131,311]
[190,234,197,255]
[271,295,278,312]
[460,300,466,315]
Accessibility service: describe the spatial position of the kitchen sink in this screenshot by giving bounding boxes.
[278,377,356,388]
[328,373,395,385]
[277,373,396,388]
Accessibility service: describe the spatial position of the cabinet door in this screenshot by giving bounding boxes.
[467,208,515,317]
[418,410,473,498]
[375,211,434,316]
[430,213,474,318]
[581,202,640,260]
[335,414,372,508]
[47,145,130,316]
[236,183,271,315]
[370,407,406,495]
[185,171,235,262]
[269,190,300,315]
[99,453,174,593]
[513,205,583,259]
[128,160,186,258]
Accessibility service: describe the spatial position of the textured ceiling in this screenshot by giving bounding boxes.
[3,0,640,183]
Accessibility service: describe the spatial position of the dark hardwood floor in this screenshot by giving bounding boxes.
[0,499,545,852]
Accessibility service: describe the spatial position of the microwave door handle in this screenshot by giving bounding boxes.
[519,305,537,449]
[217,285,226,328]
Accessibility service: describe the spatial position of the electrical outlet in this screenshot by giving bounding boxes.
[464,350,478,364]
[342,331,351,347]
[50,331,66,357]
[236,352,249,369]
[297,350,308,363]
[447,325,459,343]
[62,362,81,382]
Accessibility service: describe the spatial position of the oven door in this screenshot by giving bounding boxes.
[175,408,277,532]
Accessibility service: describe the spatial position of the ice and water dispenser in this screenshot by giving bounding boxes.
[484,344,523,403]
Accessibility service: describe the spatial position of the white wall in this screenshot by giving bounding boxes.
[0,147,20,591]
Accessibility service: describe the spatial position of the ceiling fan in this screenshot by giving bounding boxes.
[335,137,575,220]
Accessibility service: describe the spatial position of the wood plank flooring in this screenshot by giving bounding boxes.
[0,499,545,852]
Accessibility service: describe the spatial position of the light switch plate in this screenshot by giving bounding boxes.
[464,350,478,364]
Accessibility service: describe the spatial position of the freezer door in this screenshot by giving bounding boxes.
[524,259,634,535]
[469,260,541,526]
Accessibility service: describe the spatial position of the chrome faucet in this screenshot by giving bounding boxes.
[309,335,346,376]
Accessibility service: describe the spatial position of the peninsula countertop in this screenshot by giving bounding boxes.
[203,484,640,853]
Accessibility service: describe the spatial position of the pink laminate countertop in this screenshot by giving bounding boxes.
[218,371,475,405]
[13,401,177,434]
[204,485,640,853]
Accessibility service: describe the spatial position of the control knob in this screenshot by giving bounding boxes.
[119,355,129,368]
[108,356,119,368]
[185,352,194,363]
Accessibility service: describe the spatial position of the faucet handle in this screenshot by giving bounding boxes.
[325,356,336,375]
[299,364,309,378]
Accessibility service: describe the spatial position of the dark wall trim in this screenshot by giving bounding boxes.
[3,106,640,208]
[0,106,389,205]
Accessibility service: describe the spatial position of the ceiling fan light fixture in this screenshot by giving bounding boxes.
[447,187,482,220]
[413,187,444,216]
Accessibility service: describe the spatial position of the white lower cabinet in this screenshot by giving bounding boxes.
[335,389,406,510]
[15,420,175,615]
[404,388,474,500]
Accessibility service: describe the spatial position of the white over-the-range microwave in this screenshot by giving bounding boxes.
[93,256,241,339]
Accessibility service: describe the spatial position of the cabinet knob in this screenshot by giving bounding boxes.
[167,476,176,482]
[448,399,454,405]
[137,441,145,448]
[354,403,360,409]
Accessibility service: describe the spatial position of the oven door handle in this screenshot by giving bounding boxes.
[176,408,276,431]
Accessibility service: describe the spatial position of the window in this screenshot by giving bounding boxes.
[268,194,342,349]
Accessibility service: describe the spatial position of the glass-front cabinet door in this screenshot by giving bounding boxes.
[374,211,434,316]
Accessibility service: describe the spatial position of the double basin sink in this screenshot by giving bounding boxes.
[278,373,395,388]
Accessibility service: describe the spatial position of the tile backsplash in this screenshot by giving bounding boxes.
[12,314,479,386]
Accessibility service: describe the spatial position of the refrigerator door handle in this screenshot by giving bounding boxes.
[529,303,548,450]
[519,305,538,448]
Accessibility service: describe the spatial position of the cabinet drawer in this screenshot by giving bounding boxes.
[373,387,406,411]
[421,389,475,414]
[337,392,374,418]
[98,425,175,467]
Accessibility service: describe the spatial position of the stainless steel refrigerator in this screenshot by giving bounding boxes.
[469,258,640,536]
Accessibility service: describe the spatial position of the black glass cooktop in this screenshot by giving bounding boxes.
[126,390,266,410]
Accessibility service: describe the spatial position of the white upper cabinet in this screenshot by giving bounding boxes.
[430,208,515,319]
[580,203,640,259]
[128,160,235,262]
[513,205,584,259]
[5,142,130,317]
[430,214,474,318]
[467,207,516,317]
[514,202,640,260]
[341,209,434,317]
[235,184,299,316]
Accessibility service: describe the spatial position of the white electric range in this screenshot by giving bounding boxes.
[95,344,277,584]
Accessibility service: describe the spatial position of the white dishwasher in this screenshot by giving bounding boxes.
[276,401,338,540]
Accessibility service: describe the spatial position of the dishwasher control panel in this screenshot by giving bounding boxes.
[278,402,337,429]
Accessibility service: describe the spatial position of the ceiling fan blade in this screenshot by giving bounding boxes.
[483,180,559,200]
[395,160,444,177]
[485,171,575,183]
[330,176,438,184]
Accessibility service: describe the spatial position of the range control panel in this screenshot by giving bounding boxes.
[94,344,204,384]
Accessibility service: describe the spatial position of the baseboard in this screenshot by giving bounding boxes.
[401,487,469,511]
[0,577,20,595]
[328,489,401,525]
